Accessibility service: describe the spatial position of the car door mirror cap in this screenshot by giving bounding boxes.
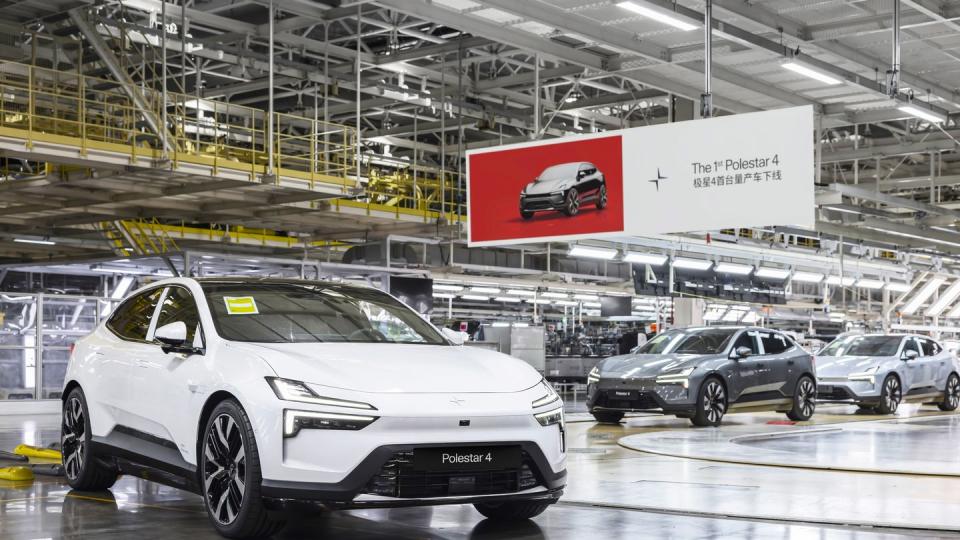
[902,349,919,361]
[155,321,203,355]
[731,346,753,359]
[441,327,465,345]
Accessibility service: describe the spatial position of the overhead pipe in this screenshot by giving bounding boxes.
[266,0,275,180]
[888,0,901,97]
[700,0,713,118]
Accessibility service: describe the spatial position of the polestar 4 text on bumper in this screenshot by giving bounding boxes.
[61,278,566,538]
[586,326,817,426]
[815,333,960,414]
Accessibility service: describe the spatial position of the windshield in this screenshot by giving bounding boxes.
[635,328,739,355]
[202,282,447,344]
[819,335,901,357]
[536,163,579,182]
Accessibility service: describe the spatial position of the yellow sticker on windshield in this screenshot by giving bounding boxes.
[224,296,258,315]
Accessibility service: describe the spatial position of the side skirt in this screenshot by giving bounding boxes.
[90,425,200,494]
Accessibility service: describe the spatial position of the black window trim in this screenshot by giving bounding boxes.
[105,285,167,345]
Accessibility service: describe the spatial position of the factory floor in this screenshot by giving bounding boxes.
[0,404,958,539]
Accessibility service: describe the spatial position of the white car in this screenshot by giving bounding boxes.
[61,278,566,538]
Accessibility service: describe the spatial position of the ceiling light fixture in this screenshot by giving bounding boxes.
[470,287,501,294]
[672,258,713,271]
[615,1,699,31]
[13,238,56,245]
[715,262,754,275]
[901,277,946,315]
[541,292,569,299]
[898,104,947,124]
[792,271,824,283]
[855,279,885,290]
[506,289,537,297]
[925,280,960,316]
[460,295,490,301]
[946,303,960,319]
[825,275,856,286]
[494,296,523,303]
[754,267,791,280]
[781,61,842,85]
[623,252,668,265]
[433,284,464,292]
[886,282,913,293]
[568,245,618,259]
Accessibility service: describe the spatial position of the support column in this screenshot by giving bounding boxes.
[266,0,275,179]
[700,0,713,118]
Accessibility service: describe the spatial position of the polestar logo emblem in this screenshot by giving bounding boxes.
[649,168,668,191]
[450,397,465,406]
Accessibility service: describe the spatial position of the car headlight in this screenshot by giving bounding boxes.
[847,366,880,384]
[266,377,377,410]
[532,380,560,408]
[283,410,378,437]
[534,407,563,427]
[587,366,600,384]
[655,367,696,388]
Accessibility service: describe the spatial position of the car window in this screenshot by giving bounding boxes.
[902,338,920,356]
[732,332,758,354]
[760,332,791,355]
[819,335,901,357]
[920,338,941,357]
[154,286,202,346]
[107,288,164,341]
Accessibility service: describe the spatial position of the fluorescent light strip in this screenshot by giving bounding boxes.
[541,292,569,299]
[460,295,490,301]
[672,258,713,271]
[856,279,886,290]
[898,104,946,124]
[470,287,500,294]
[433,293,455,299]
[792,271,824,283]
[902,277,946,315]
[781,61,842,85]
[925,280,960,316]
[825,276,855,286]
[615,1,699,31]
[573,294,600,301]
[506,289,536,297]
[494,296,523,303]
[886,282,913,293]
[715,263,753,275]
[623,252,668,265]
[13,238,56,245]
[433,284,463,292]
[569,245,618,259]
[754,267,791,280]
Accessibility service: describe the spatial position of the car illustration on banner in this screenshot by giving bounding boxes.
[586,326,817,426]
[815,333,960,414]
[519,162,606,219]
[60,278,566,539]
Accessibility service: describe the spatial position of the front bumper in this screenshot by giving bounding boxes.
[520,193,564,212]
[586,378,695,415]
[260,440,565,508]
[816,378,880,404]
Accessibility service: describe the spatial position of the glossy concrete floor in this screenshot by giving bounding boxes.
[1,408,958,539]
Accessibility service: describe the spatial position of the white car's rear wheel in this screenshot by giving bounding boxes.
[200,400,285,539]
[939,373,960,411]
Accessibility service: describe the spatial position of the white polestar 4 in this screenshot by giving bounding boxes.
[61,278,566,538]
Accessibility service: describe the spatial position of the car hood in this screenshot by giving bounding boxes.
[816,355,888,377]
[240,342,542,393]
[598,353,719,378]
[524,177,570,195]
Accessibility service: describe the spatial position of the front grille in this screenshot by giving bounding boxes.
[595,390,660,410]
[817,386,854,400]
[522,195,559,209]
[364,450,540,499]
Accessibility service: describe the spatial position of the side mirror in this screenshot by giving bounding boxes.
[155,321,200,355]
[902,349,919,361]
[441,327,465,346]
[732,346,753,359]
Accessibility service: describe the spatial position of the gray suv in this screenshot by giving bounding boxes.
[586,326,817,426]
[519,162,606,219]
[816,334,960,414]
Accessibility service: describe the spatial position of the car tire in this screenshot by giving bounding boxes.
[938,373,960,411]
[62,387,118,491]
[596,184,607,209]
[786,376,816,421]
[591,411,624,424]
[474,500,552,521]
[875,374,902,415]
[691,377,727,427]
[520,210,534,220]
[200,399,285,539]
[562,189,580,216]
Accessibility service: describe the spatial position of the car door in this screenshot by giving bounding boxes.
[756,331,796,398]
[728,330,762,401]
[97,287,165,428]
[899,337,924,393]
[918,338,944,392]
[125,285,206,455]
[577,163,601,196]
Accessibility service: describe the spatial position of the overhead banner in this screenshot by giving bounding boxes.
[466,106,814,246]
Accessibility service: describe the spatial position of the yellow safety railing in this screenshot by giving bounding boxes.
[0,60,467,224]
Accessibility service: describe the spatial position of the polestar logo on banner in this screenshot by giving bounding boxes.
[649,168,667,191]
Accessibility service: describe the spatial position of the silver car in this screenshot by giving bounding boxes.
[519,162,607,219]
[586,326,817,427]
[816,334,960,414]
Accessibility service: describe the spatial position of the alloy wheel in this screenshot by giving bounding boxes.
[61,396,86,481]
[566,191,580,215]
[797,378,816,418]
[598,185,607,208]
[203,413,247,525]
[884,377,902,412]
[703,380,726,423]
[946,376,960,409]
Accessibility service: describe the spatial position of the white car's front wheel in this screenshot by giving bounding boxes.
[200,400,285,539]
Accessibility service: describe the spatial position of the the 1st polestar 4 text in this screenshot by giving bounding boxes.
[61,278,566,538]
[519,162,607,219]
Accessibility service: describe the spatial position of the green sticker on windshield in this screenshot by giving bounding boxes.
[224,296,259,315]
